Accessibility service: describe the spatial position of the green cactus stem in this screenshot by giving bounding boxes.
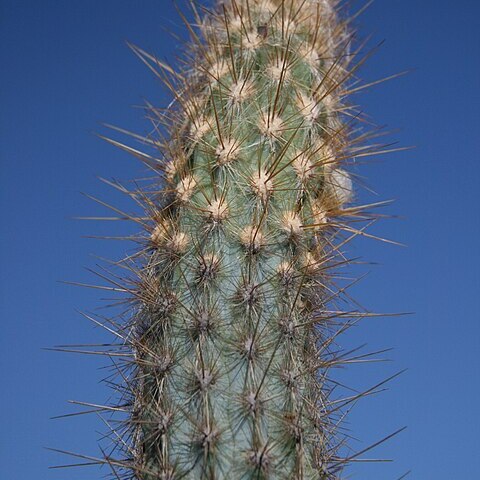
[71,1,401,478]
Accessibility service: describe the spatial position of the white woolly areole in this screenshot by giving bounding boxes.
[206,198,229,221]
[228,14,243,33]
[168,232,188,253]
[299,43,321,69]
[229,78,255,105]
[190,116,212,141]
[250,169,274,199]
[277,260,292,276]
[215,138,240,165]
[258,114,283,140]
[316,143,336,172]
[312,201,328,226]
[258,0,277,14]
[242,31,263,51]
[296,92,322,124]
[292,152,315,182]
[302,251,320,274]
[151,221,188,253]
[165,159,177,183]
[176,175,197,203]
[267,62,291,82]
[281,211,303,236]
[247,0,278,24]
[151,219,170,245]
[240,225,264,251]
[330,168,353,206]
[316,83,338,115]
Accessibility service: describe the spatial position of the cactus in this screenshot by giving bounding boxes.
[65,0,402,478]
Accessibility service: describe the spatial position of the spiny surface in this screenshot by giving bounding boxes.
[84,1,386,479]
[135,2,353,478]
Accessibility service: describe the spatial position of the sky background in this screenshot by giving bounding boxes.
[1,0,479,478]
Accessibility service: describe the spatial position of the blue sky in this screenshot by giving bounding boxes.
[1,1,479,478]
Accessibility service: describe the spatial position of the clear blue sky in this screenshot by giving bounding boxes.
[1,1,479,478]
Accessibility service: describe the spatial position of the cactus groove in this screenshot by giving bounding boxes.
[71,0,400,478]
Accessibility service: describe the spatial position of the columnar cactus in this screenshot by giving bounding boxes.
[75,0,397,478]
